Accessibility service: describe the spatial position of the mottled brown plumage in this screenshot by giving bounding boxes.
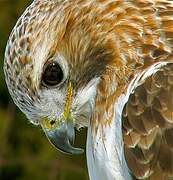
[123,64,173,179]
[4,0,173,179]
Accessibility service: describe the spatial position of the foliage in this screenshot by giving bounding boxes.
[0,1,88,179]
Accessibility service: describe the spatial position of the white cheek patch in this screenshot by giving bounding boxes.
[72,78,100,128]
[36,88,67,120]
[29,78,100,126]
[73,78,100,109]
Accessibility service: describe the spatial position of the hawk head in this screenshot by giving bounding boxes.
[4,0,114,154]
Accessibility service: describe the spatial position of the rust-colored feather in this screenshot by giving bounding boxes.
[86,1,173,179]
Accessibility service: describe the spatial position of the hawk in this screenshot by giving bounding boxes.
[4,0,173,179]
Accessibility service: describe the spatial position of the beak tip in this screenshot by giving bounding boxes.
[43,124,84,155]
[49,136,84,155]
[60,147,84,155]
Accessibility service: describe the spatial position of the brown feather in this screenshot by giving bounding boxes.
[123,63,173,179]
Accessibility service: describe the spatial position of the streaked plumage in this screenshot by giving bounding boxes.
[4,0,173,179]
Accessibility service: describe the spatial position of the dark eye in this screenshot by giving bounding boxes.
[42,62,63,87]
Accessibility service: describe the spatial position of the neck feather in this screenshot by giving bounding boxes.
[86,94,132,180]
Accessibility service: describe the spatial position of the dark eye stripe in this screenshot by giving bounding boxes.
[42,62,63,87]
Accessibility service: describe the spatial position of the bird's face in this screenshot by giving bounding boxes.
[4,30,100,155]
[30,53,100,154]
[4,0,114,154]
[4,36,100,154]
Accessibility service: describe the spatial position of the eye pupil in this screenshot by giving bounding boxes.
[42,62,63,87]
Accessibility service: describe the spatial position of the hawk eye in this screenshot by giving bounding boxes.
[42,62,63,87]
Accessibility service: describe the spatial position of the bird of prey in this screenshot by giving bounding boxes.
[4,0,173,179]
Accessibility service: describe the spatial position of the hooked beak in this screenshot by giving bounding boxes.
[41,120,84,154]
[40,82,84,155]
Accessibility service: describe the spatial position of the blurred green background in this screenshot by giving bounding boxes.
[0,1,88,180]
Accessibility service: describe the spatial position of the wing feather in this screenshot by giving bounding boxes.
[123,63,173,179]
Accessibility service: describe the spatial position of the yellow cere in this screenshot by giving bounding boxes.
[63,81,73,120]
[41,117,57,130]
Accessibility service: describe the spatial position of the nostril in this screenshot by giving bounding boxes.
[50,120,56,126]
